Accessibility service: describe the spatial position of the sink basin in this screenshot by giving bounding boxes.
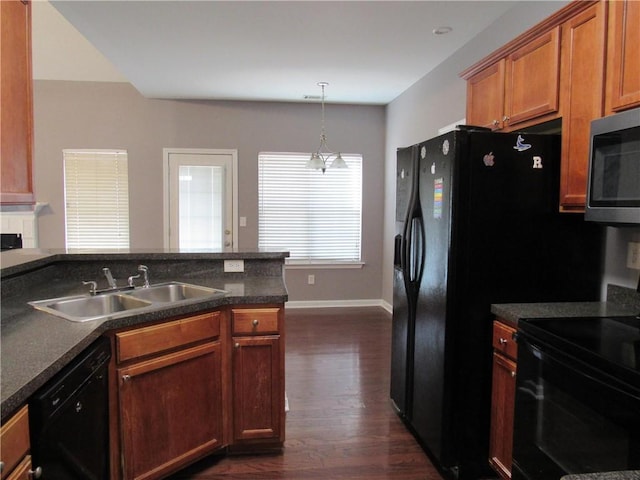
[125,282,226,303]
[30,294,152,322]
[29,282,226,322]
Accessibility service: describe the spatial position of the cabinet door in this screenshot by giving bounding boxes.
[466,59,506,130]
[606,0,640,112]
[232,335,283,444]
[0,406,30,480]
[118,342,223,480]
[504,26,560,127]
[0,0,34,205]
[559,2,606,211]
[489,352,517,480]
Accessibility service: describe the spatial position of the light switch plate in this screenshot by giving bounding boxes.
[627,242,640,270]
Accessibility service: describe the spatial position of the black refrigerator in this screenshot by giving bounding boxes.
[391,128,604,480]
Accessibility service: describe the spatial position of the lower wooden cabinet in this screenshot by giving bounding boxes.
[489,319,518,480]
[110,305,285,479]
[113,311,225,480]
[231,307,285,447]
[118,342,223,480]
[0,406,35,480]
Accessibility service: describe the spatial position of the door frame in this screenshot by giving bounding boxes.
[162,148,239,250]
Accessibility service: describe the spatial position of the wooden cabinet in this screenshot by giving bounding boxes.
[559,1,607,211]
[0,406,35,480]
[114,311,225,480]
[489,320,518,480]
[0,0,34,205]
[605,0,640,113]
[230,307,285,447]
[464,27,560,131]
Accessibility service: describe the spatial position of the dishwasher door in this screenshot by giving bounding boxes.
[29,337,111,480]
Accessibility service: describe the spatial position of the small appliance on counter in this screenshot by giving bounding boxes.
[1,233,23,251]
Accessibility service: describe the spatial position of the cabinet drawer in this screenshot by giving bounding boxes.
[493,320,517,360]
[117,311,221,363]
[232,308,280,335]
[0,405,30,480]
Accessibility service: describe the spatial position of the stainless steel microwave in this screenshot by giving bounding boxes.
[585,107,640,225]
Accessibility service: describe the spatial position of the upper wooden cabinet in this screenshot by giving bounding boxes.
[0,0,34,205]
[559,2,607,211]
[605,0,640,113]
[462,1,629,212]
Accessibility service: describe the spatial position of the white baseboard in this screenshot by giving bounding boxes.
[286,299,392,314]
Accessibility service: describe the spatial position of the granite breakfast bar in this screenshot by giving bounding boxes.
[1,249,289,421]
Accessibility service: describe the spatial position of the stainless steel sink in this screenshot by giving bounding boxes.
[125,282,226,303]
[29,294,152,322]
[29,282,227,322]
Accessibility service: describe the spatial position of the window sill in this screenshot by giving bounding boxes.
[285,261,364,270]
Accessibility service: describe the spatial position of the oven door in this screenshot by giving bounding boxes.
[512,333,640,480]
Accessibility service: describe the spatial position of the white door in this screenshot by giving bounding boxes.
[164,149,238,250]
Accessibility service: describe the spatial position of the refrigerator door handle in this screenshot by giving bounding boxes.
[412,215,425,286]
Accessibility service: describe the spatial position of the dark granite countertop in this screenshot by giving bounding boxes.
[561,471,640,480]
[491,285,640,328]
[1,250,289,421]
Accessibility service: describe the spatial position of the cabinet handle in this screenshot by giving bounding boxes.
[122,374,131,382]
[235,342,240,349]
[503,115,510,122]
[499,338,508,345]
[492,119,500,126]
[29,466,43,479]
[252,319,259,327]
[0,461,4,473]
[511,371,516,378]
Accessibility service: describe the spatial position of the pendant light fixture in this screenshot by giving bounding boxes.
[306,82,347,173]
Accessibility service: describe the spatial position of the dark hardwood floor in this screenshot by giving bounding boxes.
[169,307,444,480]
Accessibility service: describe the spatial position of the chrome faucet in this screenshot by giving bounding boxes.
[102,267,117,289]
[138,265,150,288]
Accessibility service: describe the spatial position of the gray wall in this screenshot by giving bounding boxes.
[33,80,386,303]
[383,0,640,304]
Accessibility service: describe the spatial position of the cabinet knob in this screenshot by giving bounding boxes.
[122,374,131,382]
[235,342,240,349]
[511,371,516,378]
[252,319,259,327]
[499,338,508,345]
[502,115,510,122]
[492,119,500,126]
[29,466,43,479]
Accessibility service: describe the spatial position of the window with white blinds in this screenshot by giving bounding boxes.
[258,152,362,263]
[64,149,130,249]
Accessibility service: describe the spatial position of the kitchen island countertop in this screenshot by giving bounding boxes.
[1,249,289,421]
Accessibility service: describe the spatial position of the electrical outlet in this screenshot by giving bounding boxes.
[224,259,244,273]
[627,242,640,270]
[308,274,315,285]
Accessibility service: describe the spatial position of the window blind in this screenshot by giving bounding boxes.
[64,150,130,249]
[258,152,362,262]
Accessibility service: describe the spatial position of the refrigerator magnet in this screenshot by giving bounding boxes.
[434,178,443,219]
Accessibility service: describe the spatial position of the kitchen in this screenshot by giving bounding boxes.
[1,1,639,480]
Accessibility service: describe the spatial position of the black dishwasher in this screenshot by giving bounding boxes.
[29,337,111,480]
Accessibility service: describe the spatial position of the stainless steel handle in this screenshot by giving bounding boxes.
[499,338,508,345]
[29,466,43,479]
[122,374,131,382]
[252,319,259,327]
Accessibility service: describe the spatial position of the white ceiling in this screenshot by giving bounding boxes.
[35,1,521,105]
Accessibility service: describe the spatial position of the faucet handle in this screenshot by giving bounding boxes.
[127,274,141,287]
[82,280,97,295]
[138,265,150,287]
